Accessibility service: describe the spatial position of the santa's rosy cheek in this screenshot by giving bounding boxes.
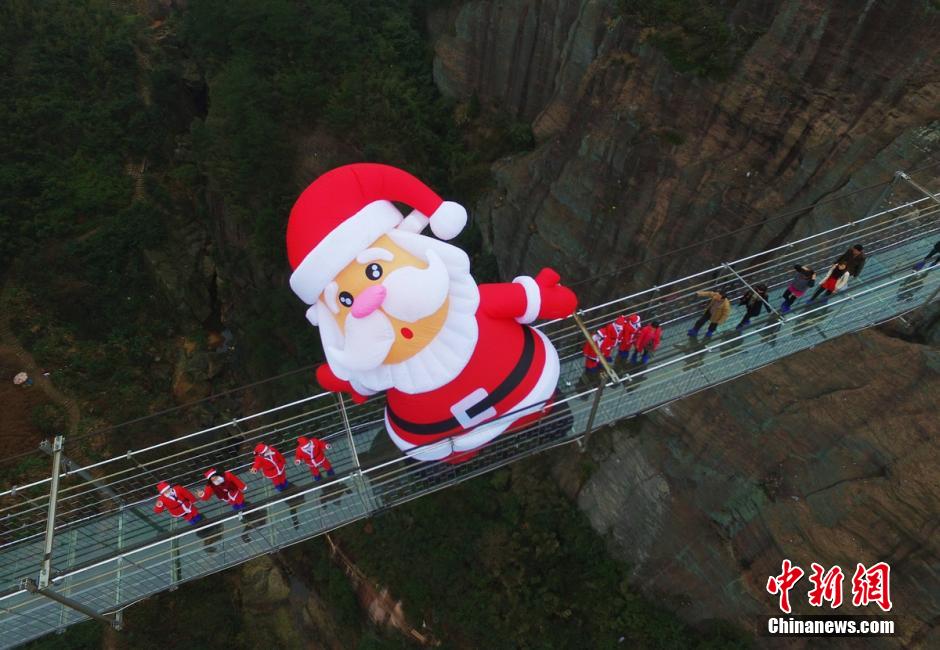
[400,327,414,339]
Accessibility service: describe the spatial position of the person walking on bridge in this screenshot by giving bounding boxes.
[154,481,203,525]
[913,240,940,271]
[688,288,731,338]
[736,283,771,330]
[780,265,816,313]
[613,313,642,366]
[250,443,290,492]
[836,244,866,278]
[576,321,617,395]
[199,468,248,511]
[295,435,335,481]
[809,262,850,303]
[631,321,662,365]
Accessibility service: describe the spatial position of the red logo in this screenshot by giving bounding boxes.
[807,563,844,608]
[766,559,804,614]
[851,562,892,612]
[767,561,892,613]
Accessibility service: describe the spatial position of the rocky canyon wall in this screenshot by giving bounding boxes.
[431,1,940,645]
[431,0,940,300]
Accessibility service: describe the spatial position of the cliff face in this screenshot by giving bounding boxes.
[568,328,939,645]
[431,0,940,299]
[431,0,940,644]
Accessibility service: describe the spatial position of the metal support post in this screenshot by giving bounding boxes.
[572,311,620,384]
[896,170,940,206]
[39,436,64,589]
[581,381,607,452]
[40,439,125,505]
[336,395,361,471]
[23,578,119,628]
[722,263,783,319]
[336,394,371,513]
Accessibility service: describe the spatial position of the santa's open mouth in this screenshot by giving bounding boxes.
[401,327,414,339]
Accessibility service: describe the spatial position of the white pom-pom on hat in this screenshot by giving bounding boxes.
[429,201,467,240]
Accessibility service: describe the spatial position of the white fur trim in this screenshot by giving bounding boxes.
[398,209,429,234]
[512,276,541,324]
[386,327,560,461]
[429,201,466,240]
[289,200,403,305]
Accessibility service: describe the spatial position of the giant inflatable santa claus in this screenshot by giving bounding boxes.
[286,164,577,463]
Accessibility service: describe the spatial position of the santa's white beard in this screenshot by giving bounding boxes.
[315,232,480,395]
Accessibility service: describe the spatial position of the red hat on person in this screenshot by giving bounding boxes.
[286,163,467,305]
[156,481,171,495]
[254,443,270,455]
[204,468,218,480]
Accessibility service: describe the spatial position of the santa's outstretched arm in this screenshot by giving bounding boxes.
[315,363,372,404]
[479,268,577,323]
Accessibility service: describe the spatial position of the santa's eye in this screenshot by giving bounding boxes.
[365,263,383,280]
[338,291,354,308]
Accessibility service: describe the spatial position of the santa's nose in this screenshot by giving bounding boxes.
[350,285,387,319]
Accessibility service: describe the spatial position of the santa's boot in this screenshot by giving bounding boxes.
[640,352,650,364]
[687,327,699,337]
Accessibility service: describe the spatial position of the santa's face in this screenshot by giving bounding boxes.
[318,234,452,369]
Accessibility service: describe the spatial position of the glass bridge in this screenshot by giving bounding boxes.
[0,171,938,647]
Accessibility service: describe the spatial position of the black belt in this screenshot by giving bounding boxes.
[386,326,537,436]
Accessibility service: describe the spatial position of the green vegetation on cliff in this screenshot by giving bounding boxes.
[336,461,750,649]
[620,0,764,80]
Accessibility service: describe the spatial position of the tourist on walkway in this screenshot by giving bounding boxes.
[836,244,866,277]
[614,313,642,365]
[736,283,771,330]
[199,468,248,511]
[250,443,290,492]
[780,265,816,313]
[631,321,662,365]
[154,481,203,524]
[295,435,335,481]
[687,288,731,338]
[809,262,850,302]
[913,240,940,270]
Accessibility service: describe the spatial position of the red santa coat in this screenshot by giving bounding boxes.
[615,314,641,352]
[251,448,287,480]
[153,485,199,520]
[295,437,330,467]
[318,273,573,463]
[582,323,617,361]
[634,325,662,353]
[201,471,246,506]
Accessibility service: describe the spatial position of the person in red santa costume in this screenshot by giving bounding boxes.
[199,467,248,511]
[154,481,203,524]
[294,435,335,481]
[250,443,290,491]
[613,313,641,365]
[631,320,663,365]
[286,163,577,463]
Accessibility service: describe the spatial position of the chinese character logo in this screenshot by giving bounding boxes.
[807,563,844,608]
[766,559,804,614]
[851,562,892,612]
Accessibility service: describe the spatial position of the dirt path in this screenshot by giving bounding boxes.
[324,534,439,646]
[0,284,80,438]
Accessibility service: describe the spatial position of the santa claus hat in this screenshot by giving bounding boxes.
[287,163,467,305]
[156,481,171,495]
[204,468,218,480]
[254,443,270,455]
